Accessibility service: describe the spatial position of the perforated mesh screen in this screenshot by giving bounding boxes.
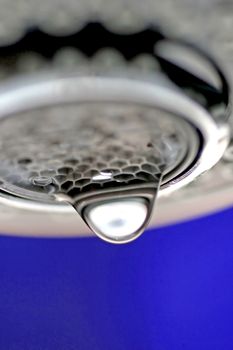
[0,103,191,202]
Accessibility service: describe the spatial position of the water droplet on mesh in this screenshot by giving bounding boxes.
[92,171,113,181]
[31,176,53,187]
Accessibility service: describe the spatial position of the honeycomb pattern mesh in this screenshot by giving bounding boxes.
[0,103,186,202]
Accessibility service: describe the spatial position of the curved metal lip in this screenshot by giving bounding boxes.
[0,73,229,212]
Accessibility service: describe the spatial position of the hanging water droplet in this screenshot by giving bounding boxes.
[52,152,165,243]
[83,197,150,243]
[73,174,161,243]
[54,179,160,243]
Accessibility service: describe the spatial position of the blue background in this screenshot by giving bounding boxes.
[0,208,233,350]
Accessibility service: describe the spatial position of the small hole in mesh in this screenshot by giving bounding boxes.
[55,152,67,159]
[141,163,159,173]
[64,158,79,166]
[136,171,155,181]
[29,171,39,178]
[122,165,140,173]
[127,178,145,185]
[110,160,128,167]
[18,158,32,165]
[145,155,161,163]
[169,133,179,142]
[77,164,89,172]
[75,178,90,186]
[102,181,119,188]
[41,170,56,176]
[96,162,107,169]
[82,183,102,192]
[54,174,67,183]
[68,187,81,197]
[130,157,145,164]
[147,142,154,148]
[102,153,114,162]
[28,165,41,171]
[114,174,134,182]
[61,180,73,191]
[50,140,60,146]
[58,167,73,175]
[108,145,121,152]
[82,156,95,163]
[72,172,82,180]
[84,169,99,177]
[122,150,133,159]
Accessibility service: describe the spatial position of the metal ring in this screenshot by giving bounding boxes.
[0,73,229,204]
